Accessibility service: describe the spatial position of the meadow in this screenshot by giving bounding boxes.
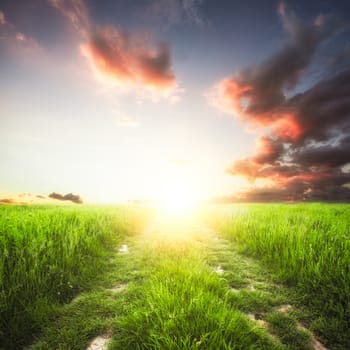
[205,203,350,349]
[0,205,146,349]
[0,203,349,349]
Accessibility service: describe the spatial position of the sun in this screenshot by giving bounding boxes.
[155,162,201,216]
[160,183,198,215]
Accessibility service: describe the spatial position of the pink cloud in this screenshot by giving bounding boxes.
[81,28,176,90]
[277,2,286,17]
[50,0,178,93]
[0,11,5,25]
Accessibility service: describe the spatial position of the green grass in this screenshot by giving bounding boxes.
[265,312,312,350]
[26,214,301,350]
[107,233,283,350]
[0,205,146,349]
[29,235,147,350]
[1,203,349,349]
[207,203,350,349]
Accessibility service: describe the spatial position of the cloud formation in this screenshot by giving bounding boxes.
[49,192,83,204]
[48,0,89,36]
[0,9,42,55]
[0,193,49,205]
[212,3,350,201]
[147,0,204,28]
[50,0,177,92]
[182,0,203,24]
[0,198,15,204]
[0,11,5,25]
[81,28,175,90]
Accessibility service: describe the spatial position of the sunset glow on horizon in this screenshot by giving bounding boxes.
[1,0,350,204]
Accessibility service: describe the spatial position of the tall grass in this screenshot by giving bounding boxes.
[212,203,350,348]
[0,205,136,349]
[110,238,282,349]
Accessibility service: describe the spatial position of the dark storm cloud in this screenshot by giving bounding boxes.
[284,68,350,142]
[214,3,341,129]
[292,136,350,168]
[213,2,350,201]
[252,136,284,165]
[221,167,350,202]
[238,188,292,202]
[49,0,177,90]
[225,137,284,178]
[284,169,350,201]
[328,43,350,74]
[210,188,287,203]
[49,192,83,204]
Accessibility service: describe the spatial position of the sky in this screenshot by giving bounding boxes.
[0,0,350,204]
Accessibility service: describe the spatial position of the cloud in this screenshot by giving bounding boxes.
[81,28,176,90]
[0,198,15,204]
[292,136,350,168]
[328,42,350,74]
[49,192,83,204]
[36,194,46,199]
[182,0,203,24]
[147,0,204,28]
[18,192,32,198]
[0,193,49,204]
[48,0,89,37]
[211,4,341,129]
[50,0,178,95]
[253,136,284,165]
[211,3,350,201]
[0,9,42,56]
[0,11,5,25]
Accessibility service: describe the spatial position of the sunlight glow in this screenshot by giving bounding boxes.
[160,183,198,215]
[156,162,200,216]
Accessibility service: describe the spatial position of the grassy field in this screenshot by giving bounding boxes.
[205,203,350,349]
[1,203,349,349]
[0,205,146,349]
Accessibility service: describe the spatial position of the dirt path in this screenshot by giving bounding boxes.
[203,230,329,350]
[31,214,329,350]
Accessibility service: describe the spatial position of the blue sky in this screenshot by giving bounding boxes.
[1,0,349,203]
